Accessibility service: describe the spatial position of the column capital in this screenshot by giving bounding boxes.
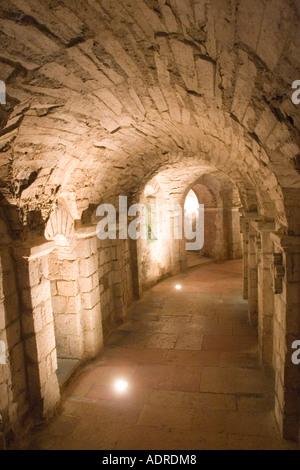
[239,210,258,220]
[75,222,98,239]
[13,237,55,260]
[270,232,300,253]
[251,219,275,232]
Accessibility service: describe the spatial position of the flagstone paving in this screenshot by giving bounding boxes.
[28,260,299,450]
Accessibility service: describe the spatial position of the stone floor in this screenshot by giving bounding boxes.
[28,260,299,450]
[186,252,213,268]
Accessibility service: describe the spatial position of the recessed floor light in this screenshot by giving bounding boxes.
[175,284,182,290]
[114,379,128,393]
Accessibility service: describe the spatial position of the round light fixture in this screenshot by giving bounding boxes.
[114,379,129,393]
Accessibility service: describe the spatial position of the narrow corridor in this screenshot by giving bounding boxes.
[29,260,298,450]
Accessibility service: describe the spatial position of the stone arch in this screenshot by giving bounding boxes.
[182,173,242,260]
[138,177,172,291]
[0,0,298,445]
[188,182,220,258]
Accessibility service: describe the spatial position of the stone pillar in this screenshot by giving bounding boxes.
[130,237,141,300]
[271,232,300,440]
[169,206,182,275]
[111,237,127,321]
[221,189,232,259]
[170,201,192,274]
[252,220,275,365]
[14,238,60,421]
[248,216,259,327]
[240,214,249,300]
[76,226,103,359]
[49,249,83,360]
[231,207,243,259]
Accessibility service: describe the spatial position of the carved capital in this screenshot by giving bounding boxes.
[271,253,285,294]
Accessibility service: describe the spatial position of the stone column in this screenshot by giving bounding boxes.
[240,213,249,300]
[129,237,141,300]
[75,225,103,359]
[111,237,128,321]
[271,232,300,440]
[169,205,182,275]
[253,220,275,365]
[14,238,60,421]
[221,189,232,259]
[247,215,259,327]
[49,248,83,360]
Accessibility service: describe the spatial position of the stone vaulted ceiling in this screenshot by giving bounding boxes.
[0,0,300,234]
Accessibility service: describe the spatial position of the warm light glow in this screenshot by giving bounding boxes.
[175,284,182,290]
[114,379,128,393]
[184,189,199,215]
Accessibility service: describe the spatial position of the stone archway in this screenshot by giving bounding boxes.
[0,0,299,447]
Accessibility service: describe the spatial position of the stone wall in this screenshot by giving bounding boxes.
[231,208,243,259]
[76,230,103,359]
[49,248,83,359]
[0,215,29,449]
[111,238,134,324]
[138,234,172,291]
[271,233,300,440]
[97,239,115,335]
[15,240,60,424]
[98,237,134,336]
[241,213,300,441]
